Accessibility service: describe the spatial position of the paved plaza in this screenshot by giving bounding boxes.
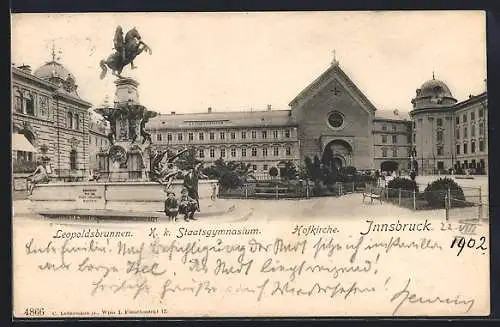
[13,175,489,230]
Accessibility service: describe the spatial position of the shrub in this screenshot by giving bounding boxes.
[269,166,279,178]
[281,161,298,180]
[386,177,418,198]
[424,177,466,208]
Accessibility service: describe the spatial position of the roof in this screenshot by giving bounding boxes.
[453,92,487,109]
[146,109,297,130]
[374,110,410,121]
[418,79,454,98]
[34,61,73,81]
[289,62,378,113]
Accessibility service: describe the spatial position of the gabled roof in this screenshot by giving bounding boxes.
[288,62,378,113]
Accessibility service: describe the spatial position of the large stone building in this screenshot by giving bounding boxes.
[11,58,92,181]
[146,108,301,178]
[147,60,487,177]
[12,53,487,181]
[410,77,488,175]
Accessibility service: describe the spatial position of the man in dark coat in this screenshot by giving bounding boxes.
[183,163,207,212]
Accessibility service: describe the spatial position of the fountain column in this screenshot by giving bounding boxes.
[96,78,151,181]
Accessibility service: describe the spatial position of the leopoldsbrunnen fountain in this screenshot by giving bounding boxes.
[29,26,215,220]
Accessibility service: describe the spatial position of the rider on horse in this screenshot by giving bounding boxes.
[100,26,152,79]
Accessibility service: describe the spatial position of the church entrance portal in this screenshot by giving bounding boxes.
[322,139,352,168]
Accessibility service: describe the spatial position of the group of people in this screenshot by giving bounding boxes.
[164,187,199,222]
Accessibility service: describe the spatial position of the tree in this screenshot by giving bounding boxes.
[269,166,279,178]
[175,147,201,171]
[201,159,255,190]
[281,161,298,180]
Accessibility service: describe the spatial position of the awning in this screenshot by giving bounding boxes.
[12,133,37,153]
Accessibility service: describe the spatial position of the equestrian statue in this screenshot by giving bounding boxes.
[100,26,152,79]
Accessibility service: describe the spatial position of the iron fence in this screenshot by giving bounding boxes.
[218,180,372,200]
[377,184,486,220]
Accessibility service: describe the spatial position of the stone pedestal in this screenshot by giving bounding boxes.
[115,78,140,105]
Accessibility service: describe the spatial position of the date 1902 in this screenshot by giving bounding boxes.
[24,308,45,316]
[450,236,488,256]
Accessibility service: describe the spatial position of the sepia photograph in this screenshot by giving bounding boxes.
[11,11,490,318]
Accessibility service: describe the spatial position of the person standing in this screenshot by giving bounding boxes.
[210,183,218,201]
[183,163,207,212]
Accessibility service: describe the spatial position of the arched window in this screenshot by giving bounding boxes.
[70,149,77,170]
[67,112,73,129]
[74,113,80,130]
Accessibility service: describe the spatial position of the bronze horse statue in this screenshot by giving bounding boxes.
[100,26,152,79]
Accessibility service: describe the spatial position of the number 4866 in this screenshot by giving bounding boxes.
[24,308,45,316]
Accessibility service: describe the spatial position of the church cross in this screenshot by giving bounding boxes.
[332,80,341,96]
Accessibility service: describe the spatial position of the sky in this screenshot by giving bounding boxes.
[11,11,487,115]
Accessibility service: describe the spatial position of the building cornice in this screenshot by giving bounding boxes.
[12,68,58,91]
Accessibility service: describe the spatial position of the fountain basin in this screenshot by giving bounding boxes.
[30,180,218,213]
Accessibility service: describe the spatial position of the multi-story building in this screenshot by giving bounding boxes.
[88,113,110,174]
[146,108,301,178]
[12,59,92,181]
[409,77,488,174]
[373,113,413,173]
[147,60,487,177]
[12,53,486,181]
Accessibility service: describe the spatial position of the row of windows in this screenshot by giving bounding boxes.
[456,140,486,155]
[197,146,293,158]
[455,123,486,139]
[13,89,51,118]
[88,135,109,147]
[412,109,486,130]
[381,124,398,132]
[455,108,485,125]
[155,129,292,142]
[411,123,486,143]
[456,159,486,169]
[381,134,411,144]
[66,112,82,130]
[380,147,404,158]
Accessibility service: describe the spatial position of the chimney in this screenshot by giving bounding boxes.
[208,107,212,113]
[18,64,32,74]
[267,104,272,111]
[171,111,176,115]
